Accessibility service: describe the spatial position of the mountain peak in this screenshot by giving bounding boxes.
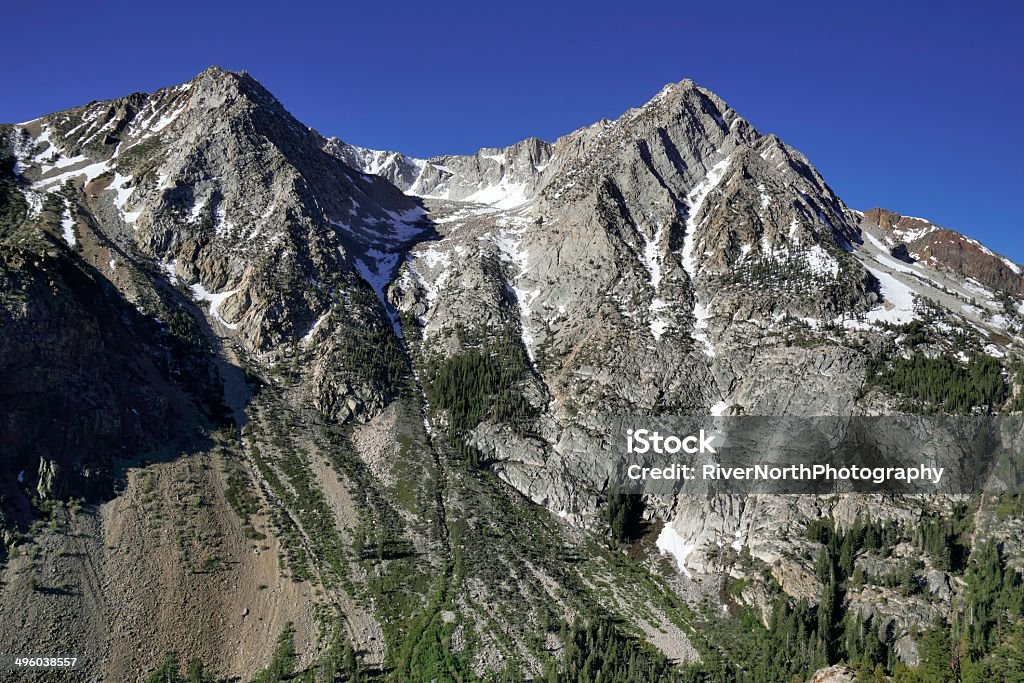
[194,64,236,78]
[183,65,282,112]
[642,77,733,117]
[5,66,1024,683]
[190,64,252,86]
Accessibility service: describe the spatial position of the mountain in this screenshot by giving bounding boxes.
[323,135,552,209]
[2,67,1023,682]
[863,207,1024,295]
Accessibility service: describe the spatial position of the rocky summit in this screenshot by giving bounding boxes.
[2,66,1023,682]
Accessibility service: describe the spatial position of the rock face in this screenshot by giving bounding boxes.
[2,68,1023,681]
[326,135,553,208]
[15,67,422,355]
[863,207,1024,295]
[0,237,215,512]
[808,665,857,683]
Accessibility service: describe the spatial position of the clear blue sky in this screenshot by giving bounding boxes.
[3,1,1021,261]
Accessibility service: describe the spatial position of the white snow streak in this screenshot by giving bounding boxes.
[60,203,76,247]
[491,216,539,366]
[189,281,239,329]
[863,266,918,325]
[110,172,142,225]
[656,525,695,578]
[301,310,331,345]
[639,222,672,340]
[681,156,732,354]
[464,181,530,209]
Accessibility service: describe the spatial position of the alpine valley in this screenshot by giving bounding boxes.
[2,67,1023,682]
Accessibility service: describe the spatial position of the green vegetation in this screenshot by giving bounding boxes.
[245,391,432,678]
[252,623,298,683]
[604,487,643,546]
[429,348,503,432]
[143,654,209,683]
[892,319,931,347]
[886,539,1024,682]
[424,326,536,465]
[0,126,29,231]
[301,281,408,400]
[164,308,208,355]
[554,615,693,683]
[994,290,1019,319]
[306,628,361,683]
[774,514,1024,682]
[865,351,1007,414]
[222,446,265,540]
[247,432,349,586]
[993,493,1024,519]
[1008,362,1024,413]
[912,509,971,573]
[962,540,1024,657]
[697,513,977,682]
[118,135,165,172]
[717,242,872,317]
[147,622,350,683]
[389,565,474,682]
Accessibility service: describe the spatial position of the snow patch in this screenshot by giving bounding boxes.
[863,231,890,252]
[788,217,800,243]
[490,217,539,365]
[408,245,452,306]
[656,524,695,578]
[650,318,670,340]
[19,189,41,219]
[682,157,731,273]
[301,310,331,345]
[188,196,207,223]
[641,223,665,291]
[214,203,235,236]
[984,343,1006,358]
[893,222,938,244]
[464,181,530,209]
[710,400,729,417]
[680,156,731,356]
[355,253,402,334]
[60,202,76,247]
[189,281,239,329]
[149,102,187,132]
[160,260,179,285]
[639,223,673,339]
[804,245,840,278]
[110,172,142,225]
[863,231,919,274]
[864,266,918,325]
[692,301,715,357]
[34,158,110,192]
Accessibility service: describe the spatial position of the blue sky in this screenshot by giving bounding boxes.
[3,1,1021,260]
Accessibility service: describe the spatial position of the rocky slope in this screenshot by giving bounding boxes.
[864,207,1024,295]
[324,135,552,208]
[2,68,1023,682]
